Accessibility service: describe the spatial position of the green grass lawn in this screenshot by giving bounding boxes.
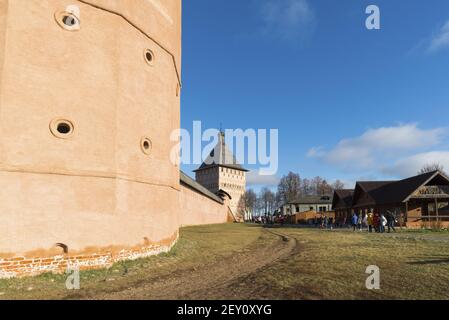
[251,227,449,300]
[1,224,449,300]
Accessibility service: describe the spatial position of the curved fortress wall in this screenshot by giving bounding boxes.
[0,0,182,256]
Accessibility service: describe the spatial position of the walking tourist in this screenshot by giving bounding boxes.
[367,212,374,233]
[373,212,380,232]
[386,211,396,233]
[352,212,358,231]
[324,215,329,229]
[380,213,387,233]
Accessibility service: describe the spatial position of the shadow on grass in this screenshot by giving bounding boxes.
[408,256,449,265]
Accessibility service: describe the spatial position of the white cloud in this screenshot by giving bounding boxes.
[306,146,325,158]
[308,124,447,173]
[247,171,280,186]
[382,151,449,177]
[259,0,315,41]
[429,20,449,52]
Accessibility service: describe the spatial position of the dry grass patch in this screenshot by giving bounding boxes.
[244,228,449,300]
[1,224,449,300]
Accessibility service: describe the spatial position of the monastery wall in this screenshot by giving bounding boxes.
[0,1,235,278]
[179,183,232,227]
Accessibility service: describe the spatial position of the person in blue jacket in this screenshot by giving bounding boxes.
[352,212,358,231]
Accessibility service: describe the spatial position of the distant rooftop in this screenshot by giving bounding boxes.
[332,189,354,209]
[352,170,449,207]
[288,195,333,205]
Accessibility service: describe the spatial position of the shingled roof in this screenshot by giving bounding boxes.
[180,171,224,204]
[288,195,333,205]
[194,132,248,172]
[332,189,354,210]
[352,171,449,208]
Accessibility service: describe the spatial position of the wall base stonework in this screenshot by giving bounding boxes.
[0,231,179,279]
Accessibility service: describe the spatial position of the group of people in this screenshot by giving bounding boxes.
[315,216,335,229]
[251,211,399,233]
[253,215,286,225]
[351,211,397,233]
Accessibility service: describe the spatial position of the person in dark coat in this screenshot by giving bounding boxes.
[386,211,396,233]
[373,213,380,232]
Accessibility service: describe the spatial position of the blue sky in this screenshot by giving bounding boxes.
[180,0,449,189]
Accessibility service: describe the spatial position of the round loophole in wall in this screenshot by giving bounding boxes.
[141,137,153,155]
[50,119,75,139]
[55,11,80,31]
[62,15,77,27]
[144,49,155,66]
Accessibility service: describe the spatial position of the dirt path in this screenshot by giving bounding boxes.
[93,228,298,300]
[3,224,449,300]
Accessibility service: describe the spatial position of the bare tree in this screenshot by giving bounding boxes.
[418,163,445,175]
[239,189,257,220]
[255,194,265,217]
[274,191,283,212]
[332,179,345,191]
[260,187,276,216]
[277,172,342,203]
[301,178,312,195]
[310,176,322,195]
[277,172,301,204]
[321,179,333,195]
[311,176,333,195]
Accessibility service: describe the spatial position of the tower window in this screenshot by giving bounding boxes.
[50,119,74,139]
[141,137,153,155]
[62,15,77,27]
[57,122,72,134]
[144,49,155,66]
[55,9,80,31]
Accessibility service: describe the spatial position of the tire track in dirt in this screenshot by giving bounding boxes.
[189,228,302,300]
[94,228,299,300]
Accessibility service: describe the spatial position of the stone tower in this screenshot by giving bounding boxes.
[195,132,248,218]
[0,0,182,255]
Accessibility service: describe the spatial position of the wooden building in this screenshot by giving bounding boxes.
[333,171,449,228]
[281,195,333,216]
[287,210,336,225]
[332,189,354,225]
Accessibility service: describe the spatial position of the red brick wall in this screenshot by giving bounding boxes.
[0,233,178,279]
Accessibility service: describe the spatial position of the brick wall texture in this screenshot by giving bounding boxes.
[0,234,178,279]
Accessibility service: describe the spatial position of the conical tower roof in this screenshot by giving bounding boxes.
[194,132,248,172]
